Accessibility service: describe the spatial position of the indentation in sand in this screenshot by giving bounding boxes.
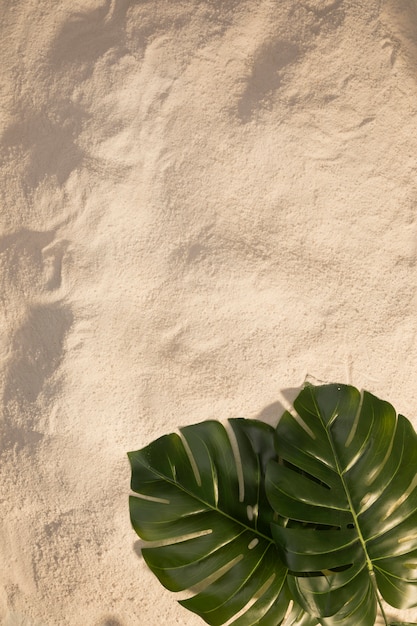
[238,39,301,121]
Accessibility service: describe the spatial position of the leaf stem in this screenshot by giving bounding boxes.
[369,570,389,626]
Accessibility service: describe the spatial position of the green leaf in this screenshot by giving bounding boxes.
[265,383,417,624]
[129,418,317,625]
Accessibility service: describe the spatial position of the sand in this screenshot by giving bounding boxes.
[1,0,417,624]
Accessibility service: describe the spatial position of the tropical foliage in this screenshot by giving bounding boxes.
[128,383,417,625]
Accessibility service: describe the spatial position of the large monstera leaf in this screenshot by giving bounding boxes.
[265,383,417,625]
[129,418,318,625]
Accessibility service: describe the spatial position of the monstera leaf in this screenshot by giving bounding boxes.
[129,418,318,625]
[129,383,417,625]
[265,383,417,625]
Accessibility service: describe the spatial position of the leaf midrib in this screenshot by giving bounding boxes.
[309,394,374,568]
[311,392,390,625]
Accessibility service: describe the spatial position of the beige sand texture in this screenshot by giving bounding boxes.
[2,0,417,624]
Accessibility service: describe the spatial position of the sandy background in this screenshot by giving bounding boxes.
[1,0,417,624]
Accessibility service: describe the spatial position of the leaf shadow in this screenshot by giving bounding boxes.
[255,387,303,426]
[96,619,125,626]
